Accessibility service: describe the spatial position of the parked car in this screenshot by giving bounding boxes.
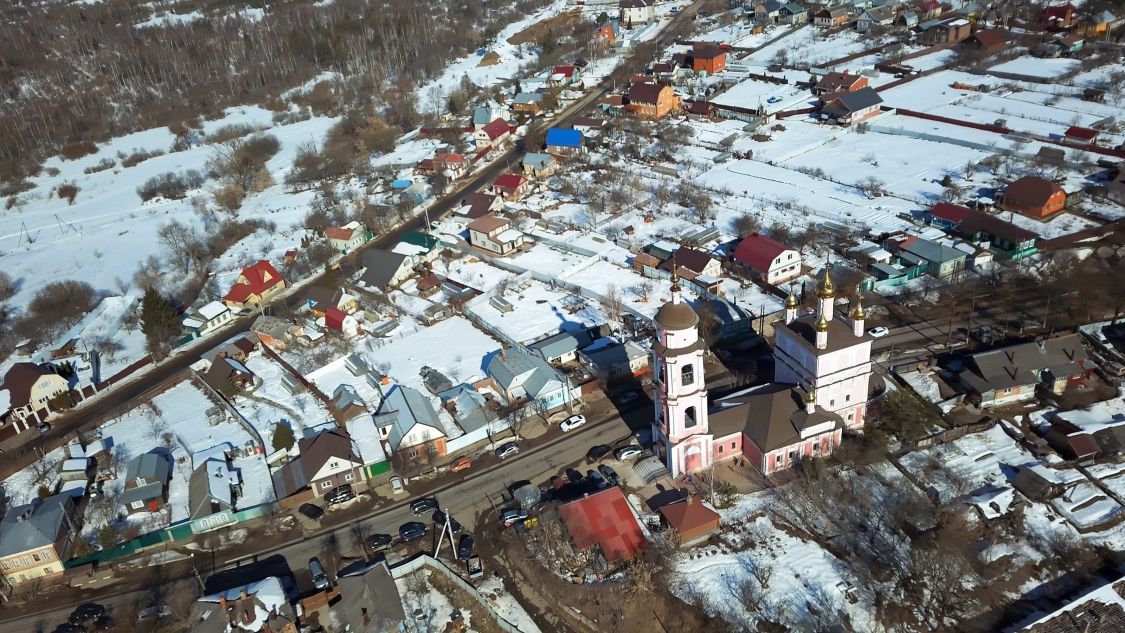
[365,533,393,552]
[450,456,472,472]
[390,476,406,495]
[457,534,474,561]
[614,445,643,461]
[411,497,439,515]
[298,503,325,521]
[598,464,620,486]
[565,467,584,484]
[399,521,427,542]
[586,444,612,463]
[867,326,889,338]
[586,469,607,489]
[37,422,51,433]
[560,414,587,432]
[495,441,519,460]
[324,484,355,506]
[69,604,107,626]
[137,605,172,622]
[432,510,463,534]
[500,509,529,527]
[308,558,329,590]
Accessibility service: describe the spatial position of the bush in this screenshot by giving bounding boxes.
[17,280,99,341]
[83,157,116,174]
[207,134,279,199]
[121,149,165,168]
[137,170,205,201]
[56,183,79,204]
[59,141,98,161]
[207,123,261,144]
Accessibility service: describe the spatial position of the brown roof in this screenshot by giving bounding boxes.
[659,247,714,275]
[815,71,864,92]
[325,225,358,241]
[628,82,669,105]
[659,496,720,536]
[970,28,1010,49]
[692,43,725,60]
[461,192,497,219]
[654,298,699,331]
[711,384,843,453]
[955,208,1038,244]
[2,363,58,409]
[305,286,343,310]
[780,314,869,354]
[467,214,509,234]
[1005,176,1065,207]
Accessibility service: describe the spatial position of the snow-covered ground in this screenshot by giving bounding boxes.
[988,57,1082,80]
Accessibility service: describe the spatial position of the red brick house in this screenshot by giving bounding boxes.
[626,83,681,119]
[1001,176,1067,219]
[223,260,286,310]
[964,28,1011,54]
[691,43,727,75]
[812,71,868,96]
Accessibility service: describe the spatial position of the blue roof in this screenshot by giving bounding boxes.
[545,128,582,148]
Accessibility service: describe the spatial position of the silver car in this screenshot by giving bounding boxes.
[496,442,519,460]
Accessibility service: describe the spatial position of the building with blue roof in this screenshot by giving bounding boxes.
[545,127,583,154]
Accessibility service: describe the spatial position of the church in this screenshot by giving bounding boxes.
[650,271,875,478]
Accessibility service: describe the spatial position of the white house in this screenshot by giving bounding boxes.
[467,214,524,256]
[183,301,233,336]
[326,220,367,253]
[733,233,802,285]
[620,0,656,24]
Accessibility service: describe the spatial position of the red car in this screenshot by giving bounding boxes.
[450,456,471,473]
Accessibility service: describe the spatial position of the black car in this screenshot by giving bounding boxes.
[410,497,439,515]
[399,521,428,542]
[69,603,107,626]
[365,533,393,552]
[598,464,620,486]
[586,469,607,489]
[586,444,612,463]
[298,503,324,520]
[432,510,463,534]
[565,467,584,484]
[324,484,355,505]
[457,534,474,561]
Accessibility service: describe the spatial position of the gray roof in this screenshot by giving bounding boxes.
[359,249,410,291]
[439,385,495,434]
[335,562,406,632]
[861,5,894,21]
[0,495,74,557]
[902,238,966,266]
[529,328,599,361]
[486,348,566,401]
[472,106,493,126]
[822,87,884,116]
[513,92,544,105]
[962,334,1089,394]
[375,385,445,451]
[523,152,556,169]
[188,459,236,521]
[120,453,171,506]
[761,0,782,12]
[579,339,648,370]
[709,298,753,325]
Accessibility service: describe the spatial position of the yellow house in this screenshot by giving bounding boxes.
[1,362,71,427]
[0,495,78,586]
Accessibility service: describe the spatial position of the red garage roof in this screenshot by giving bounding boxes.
[558,487,646,562]
[733,233,795,272]
[325,307,347,331]
[553,65,576,78]
[1064,126,1099,140]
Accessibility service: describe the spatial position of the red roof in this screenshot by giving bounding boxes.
[733,233,795,272]
[1064,126,1099,140]
[919,0,942,10]
[553,65,576,78]
[224,260,284,303]
[481,118,510,140]
[325,307,346,331]
[1041,3,1076,20]
[558,487,646,562]
[436,152,465,164]
[325,225,358,241]
[931,202,971,224]
[658,496,720,536]
[493,173,526,191]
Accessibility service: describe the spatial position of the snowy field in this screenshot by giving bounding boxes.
[464,278,606,345]
[988,57,1082,80]
[746,27,872,70]
[234,352,333,445]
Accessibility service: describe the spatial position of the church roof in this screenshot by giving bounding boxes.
[654,298,698,331]
[780,314,869,353]
[710,384,842,452]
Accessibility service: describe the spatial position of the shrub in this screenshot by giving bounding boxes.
[56,183,79,204]
[121,149,165,168]
[83,158,116,174]
[208,123,261,145]
[212,183,247,212]
[16,280,99,341]
[59,141,98,161]
[137,170,205,201]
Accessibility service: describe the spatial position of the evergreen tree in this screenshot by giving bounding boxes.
[272,421,296,452]
[141,287,179,339]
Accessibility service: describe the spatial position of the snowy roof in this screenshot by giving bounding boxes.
[188,458,236,519]
[964,484,1016,520]
[375,384,445,451]
[60,458,90,472]
[197,301,229,321]
[199,576,290,631]
[345,416,389,467]
[486,348,565,401]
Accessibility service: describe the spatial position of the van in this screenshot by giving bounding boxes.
[309,558,329,590]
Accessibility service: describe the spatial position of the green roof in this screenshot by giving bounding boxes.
[401,232,439,250]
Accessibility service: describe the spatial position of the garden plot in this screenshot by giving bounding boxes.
[1,446,68,507]
[709,71,817,112]
[306,355,388,408]
[464,278,606,345]
[988,57,1081,81]
[234,352,332,444]
[932,92,1110,137]
[877,69,1006,112]
[897,425,1038,502]
[1049,481,1122,531]
[560,259,676,320]
[1069,64,1125,90]
[746,28,871,71]
[397,568,468,632]
[1001,90,1123,125]
[1002,209,1098,240]
[440,254,517,293]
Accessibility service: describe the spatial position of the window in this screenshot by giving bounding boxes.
[684,406,698,429]
[31,554,39,563]
[845,394,851,402]
[681,364,694,387]
[731,441,737,449]
[321,481,333,489]
[130,500,144,510]
[41,551,51,561]
[135,477,147,486]
[0,561,7,571]
[718,446,724,454]
[345,473,354,482]
[829,399,835,407]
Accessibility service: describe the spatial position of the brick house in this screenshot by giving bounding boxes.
[1000,176,1066,219]
[733,233,801,284]
[813,6,850,27]
[819,87,884,125]
[468,214,524,255]
[626,83,681,119]
[691,43,727,75]
[964,28,1011,54]
[222,260,286,310]
[272,429,365,499]
[812,71,868,96]
[0,494,79,586]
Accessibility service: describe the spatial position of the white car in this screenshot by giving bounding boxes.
[867,326,890,338]
[560,415,587,432]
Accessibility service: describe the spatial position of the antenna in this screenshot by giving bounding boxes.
[432,512,458,559]
[17,221,39,248]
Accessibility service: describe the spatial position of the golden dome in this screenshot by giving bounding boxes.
[815,314,830,332]
[816,269,835,298]
[784,289,799,309]
[805,388,816,404]
[849,296,866,320]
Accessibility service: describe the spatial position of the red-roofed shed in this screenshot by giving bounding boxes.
[1064,126,1099,144]
[558,487,646,562]
[658,496,721,546]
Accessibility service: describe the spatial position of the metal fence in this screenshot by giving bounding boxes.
[390,554,527,632]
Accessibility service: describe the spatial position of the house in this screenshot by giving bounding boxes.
[182,301,233,338]
[333,561,406,633]
[780,2,808,24]
[486,347,575,411]
[661,247,722,279]
[344,416,391,480]
[0,494,79,586]
[813,5,850,26]
[754,0,782,23]
[884,234,966,278]
[709,384,844,476]
[1040,3,1077,29]
[511,92,544,115]
[733,233,801,284]
[1064,125,1099,145]
[473,119,510,149]
[1054,402,1125,456]
[897,10,919,28]
[558,487,646,561]
[657,496,721,546]
[964,28,1011,53]
[549,65,579,87]
[921,18,972,45]
[251,315,298,350]
[1000,176,1066,219]
[856,5,895,30]
[457,192,502,219]
[917,0,942,20]
[58,457,92,483]
[222,260,286,310]
[571,116,607,138]
[929,203,1037,260]
[958,334,1090,407]
[1084,10,1118,36]
[325,221,367,253]
[472,105,511,129]
[305,286,358,317]
[358,248,413,291]
[578,338,650,384]
[522,152,558,178]
[440,384,502,445]
[272,429,364,499]
[420,153,468,179]
[188,459,241,531]
[1052,33,1085,55]
[544,128,583,155]
[195,576,298,633]
[1045,419,1100,462]
[120,453,172,514]
[325,308,361,337]
[819,86,884,125]
[619,0,655,24]
[374,385,447,466]
[468,214,524,256]
[529,327,603,364]
[1011,464,1078,501]
[691,43,727,75]
[812,71,869,95]
[1108,162,1125,204]
[626,83,681,119]
[491,173,530,201]
[591,19,621,48]
[0,362,71,427]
